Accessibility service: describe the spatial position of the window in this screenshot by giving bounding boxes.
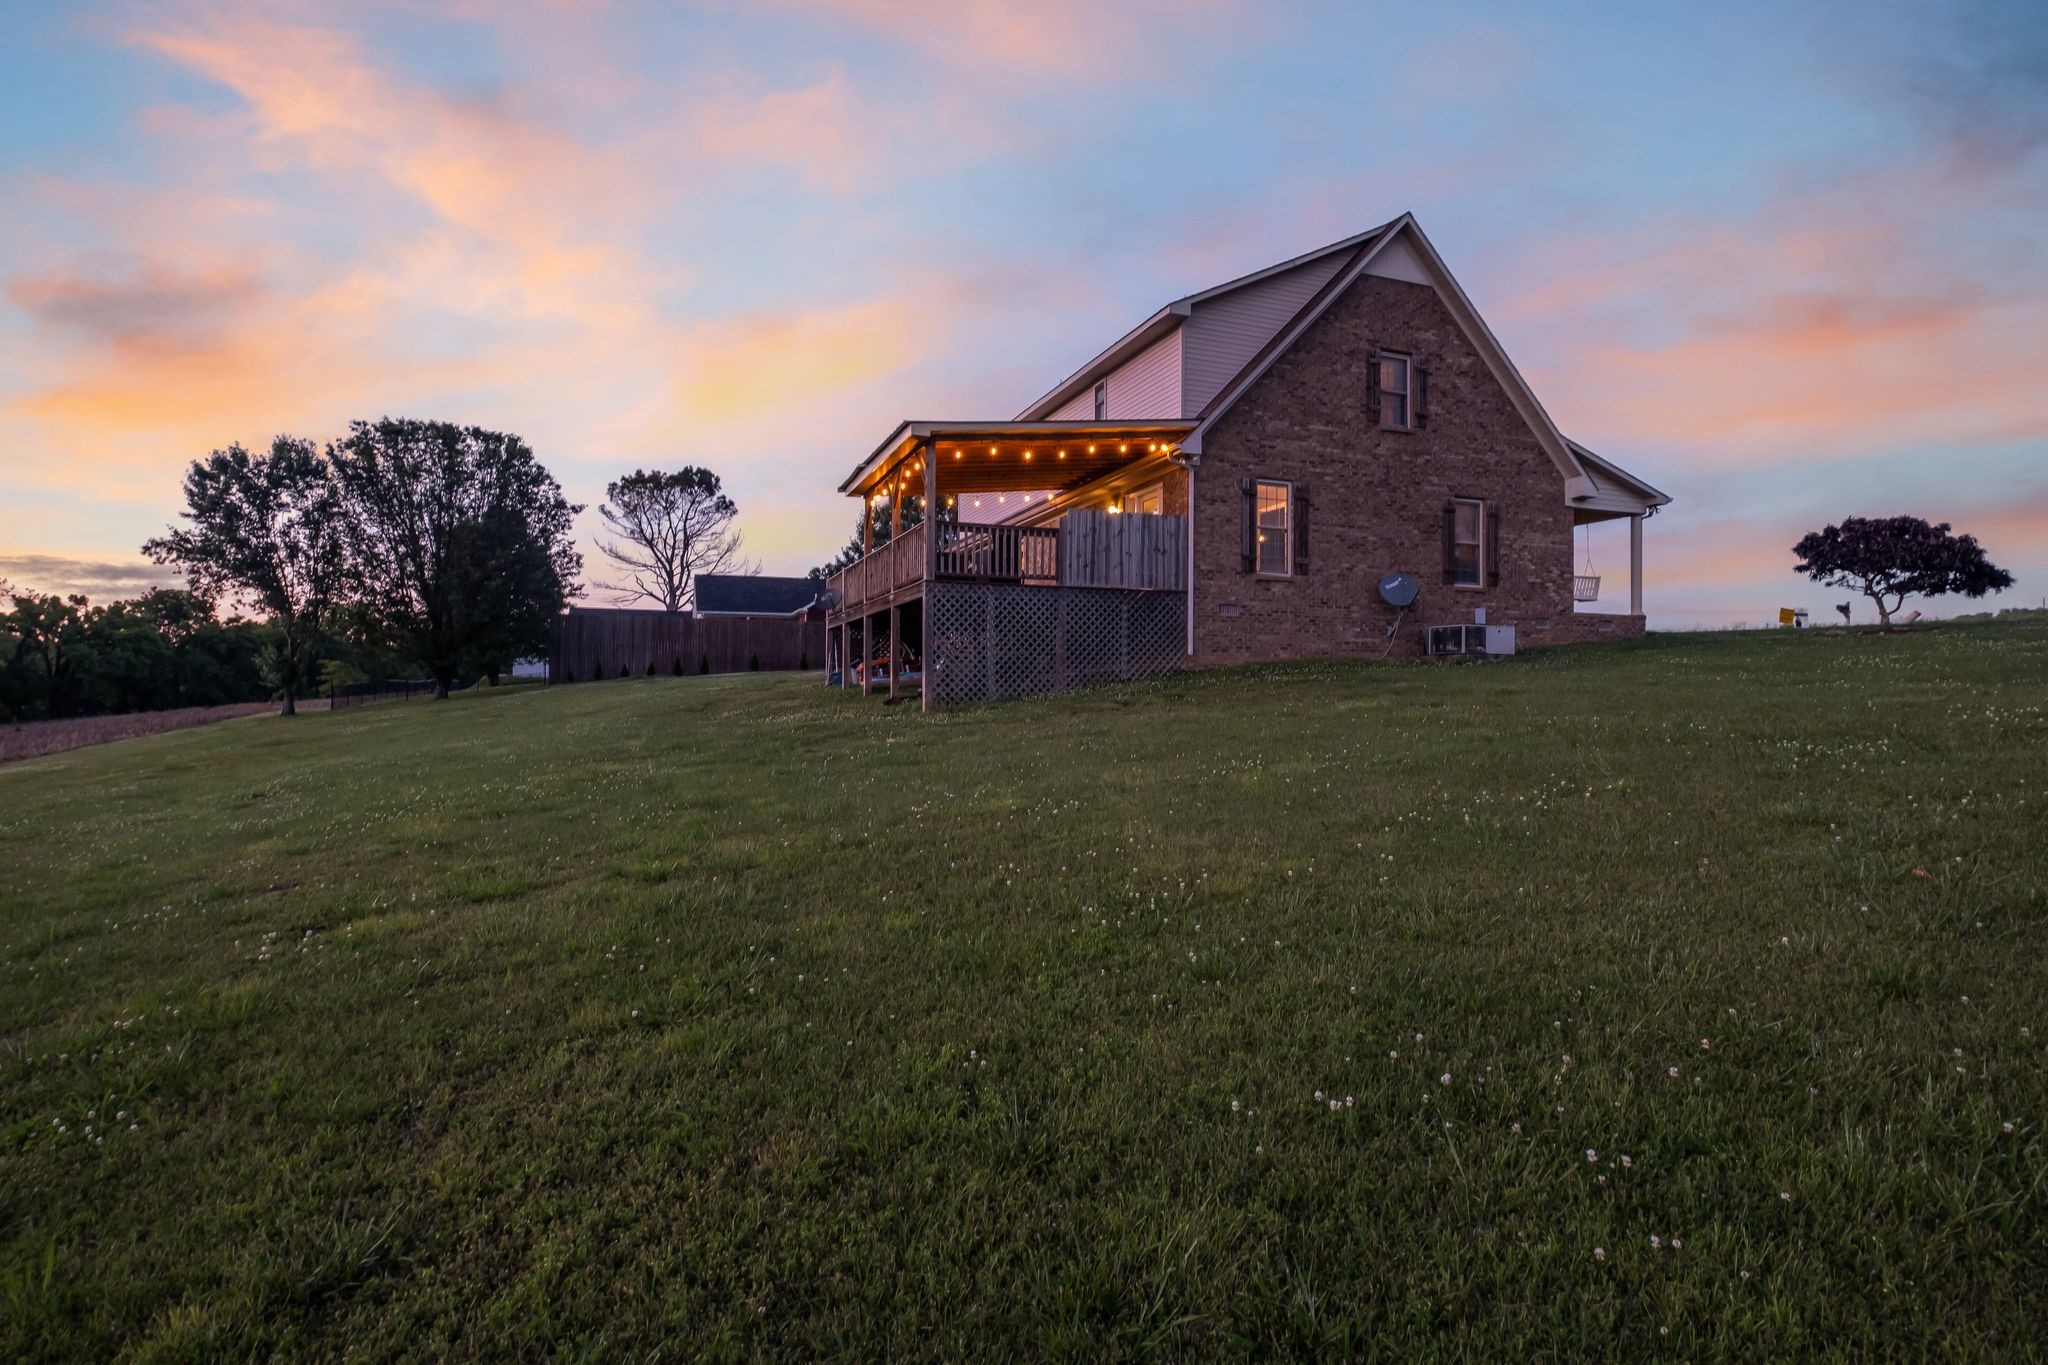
[1093,379,1108,420]
[1256,481,1291,575]
[1452,498,1484,586]
[1124,483,1163,516]
[1377,353,1411,428]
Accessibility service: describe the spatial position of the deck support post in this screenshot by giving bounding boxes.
[888,603,902,702]
[924,440,937,712]
[1630,513,1645,617]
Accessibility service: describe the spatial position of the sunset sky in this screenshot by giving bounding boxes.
[2,0,2043,626]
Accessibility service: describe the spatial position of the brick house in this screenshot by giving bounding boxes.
[823,213,1669,708]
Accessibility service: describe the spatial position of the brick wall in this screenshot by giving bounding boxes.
[1191,273,1589,663]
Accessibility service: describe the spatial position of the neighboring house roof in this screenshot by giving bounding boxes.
[694,574,820,615]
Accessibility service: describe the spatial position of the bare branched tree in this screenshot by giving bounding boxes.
[595,468,755,612]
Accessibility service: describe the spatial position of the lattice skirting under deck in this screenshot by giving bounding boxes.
[923,583,1185,706]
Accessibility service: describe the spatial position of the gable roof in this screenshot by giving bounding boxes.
[1180,214,1587,490]
[1014,219,1398,422]
[694,574,820,615]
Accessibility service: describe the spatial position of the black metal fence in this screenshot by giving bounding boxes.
[329,678,439,709]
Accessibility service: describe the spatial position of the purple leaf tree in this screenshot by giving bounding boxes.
[1792,516,2012,629]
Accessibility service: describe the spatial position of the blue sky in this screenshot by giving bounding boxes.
[2,0,2043,624]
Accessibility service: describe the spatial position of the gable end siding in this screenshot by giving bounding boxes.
[1180,254,1352,416]
[1190,272,1577,662]
[1046,327,1182,420]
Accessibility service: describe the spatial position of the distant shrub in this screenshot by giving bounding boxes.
[672,656,683,676]
[748,654,760,672]
[646,659,656,677]
[699,654,710,675]
[799,652,809,670]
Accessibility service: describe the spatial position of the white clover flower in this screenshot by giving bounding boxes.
[1439,1073,1451,1086]
[1649,1235,1661,1249]
[1593,1246,1606,1261]
[1668,1066,1680,1078]
[1585,1148,1598,1163]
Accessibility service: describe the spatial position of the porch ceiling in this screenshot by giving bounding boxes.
[841,420,1194,498]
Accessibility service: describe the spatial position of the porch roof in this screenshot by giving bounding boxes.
[838,419,1195,498]
[1564,438,1672,521]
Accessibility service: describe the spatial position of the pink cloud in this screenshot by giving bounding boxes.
[756,0,1248,75]
[1504,144,2048,462]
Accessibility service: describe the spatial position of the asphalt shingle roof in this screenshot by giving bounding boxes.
[694,574,818,615]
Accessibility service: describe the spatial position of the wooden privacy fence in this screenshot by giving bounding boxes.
[1059,509,1186,590]
[550,608,826,682]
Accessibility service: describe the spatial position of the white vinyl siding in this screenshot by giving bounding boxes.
[1047,328,1181,420]
[1179,254,1350,415]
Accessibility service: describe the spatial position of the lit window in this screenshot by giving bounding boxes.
[1093,379,1108,420]
[1378,353,1411,428]
[1452,498,1484,586]
[1256,481,1291,575]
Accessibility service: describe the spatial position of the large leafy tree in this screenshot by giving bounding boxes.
[594,467,754,612]
[143,437,345,715]
[1793,515,2013,629]
[2,593,90,720]
[331,418,581,698]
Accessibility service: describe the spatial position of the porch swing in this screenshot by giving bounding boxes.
[1574,523,1602,602]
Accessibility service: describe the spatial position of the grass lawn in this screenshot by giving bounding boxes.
[2,623,2043,1359]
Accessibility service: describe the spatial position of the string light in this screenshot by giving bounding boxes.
[1023,450,1033,461]
[1119,443,1129,453]
[1087,444,1096,454]
[989,445,997,456]
[953,449,962,460]
[1058,449,1067,459]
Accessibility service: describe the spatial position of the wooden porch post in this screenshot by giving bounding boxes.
[888,603,902,702]
[1630,514,1645,617]
[924,440,937,712]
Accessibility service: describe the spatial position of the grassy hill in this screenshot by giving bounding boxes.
[3,624,2043,1358]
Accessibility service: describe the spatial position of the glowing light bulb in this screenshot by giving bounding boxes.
[1087,444,1096,454]
[1119,443,1129,453]
[989,446,997,456]
[1024,451,1033,461]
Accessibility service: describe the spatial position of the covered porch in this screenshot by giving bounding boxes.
[824,420,1196,709]
[1565,439,1672,623]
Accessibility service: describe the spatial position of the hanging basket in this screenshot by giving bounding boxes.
[1573,574,1602,603]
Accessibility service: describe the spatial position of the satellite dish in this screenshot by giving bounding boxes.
[1378,572,1420,608]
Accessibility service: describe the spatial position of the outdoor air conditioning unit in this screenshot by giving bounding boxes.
[1425,624,1517,658]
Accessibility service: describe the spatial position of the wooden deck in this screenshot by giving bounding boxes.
[825,511,1186,624]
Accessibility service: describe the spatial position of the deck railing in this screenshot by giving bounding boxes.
[934,522,1059,583]
[827,521,927,609]
[828,513,1186,617]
